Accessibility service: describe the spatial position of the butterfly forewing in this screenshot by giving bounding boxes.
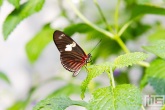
[53,30,89,76]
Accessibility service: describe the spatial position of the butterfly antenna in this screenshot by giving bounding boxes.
[90,39,102,53]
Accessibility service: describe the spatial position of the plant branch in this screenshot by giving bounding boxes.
[107,67,115,88]
[67,0,114,39]
[138,61,150,67]
[114,0,121,32]
[118,20,133,37]
[141,105,145,110]
[67,0,150,68]
[115,36,130,53]
[93,0,112,31]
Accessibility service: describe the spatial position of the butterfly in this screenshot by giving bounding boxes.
[53,30,91,77]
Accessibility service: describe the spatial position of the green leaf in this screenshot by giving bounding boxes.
[3,0,45,40]
[33,96,88,110]
[122,22,151,40]
[47,84,80,98]
[148,29,165,41]
[63,23,93,36]
[7,0,20,8]
[143,40,165,59]
[7,101,26,110]
[161,104,165,110]
[0,72,10,84]
[131,5,165,19]
[0,0,3,6]
[26,24,54,63]
[114,52,148,68]
[115,72,130,84]
[137,0,150,4]
[81,63,112,99]
[140,59,165,94]
[88,84,142,110]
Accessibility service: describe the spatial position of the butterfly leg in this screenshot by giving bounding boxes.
[84,66,89,73]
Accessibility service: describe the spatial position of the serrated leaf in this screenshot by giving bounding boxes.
[0,72,10,84]
[81,63,111,99]
[143,40,165,59]
[131,5,165,19]
[33,96,88,110]
[148,29,165,41]
[26,24,54,63]
[7,0,20,8]
[140,59,165,94]
[3,0,45,40]
[114,52,148,68]
[63,23,93,36]
[47,84,80,98]
[88,84,142,110]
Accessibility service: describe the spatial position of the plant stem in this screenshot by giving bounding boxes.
[93,0,112,31]
[68,0,150,68]
[118,20,133,37]
[114,0,120,32]
[115,36,130,53]
[138,61,150,67]
[108,67,115,88]
[110,68,115,88]
[67,0,114,38]
[141,105,145,110]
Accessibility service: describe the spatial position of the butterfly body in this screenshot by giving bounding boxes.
[53,30,91,77]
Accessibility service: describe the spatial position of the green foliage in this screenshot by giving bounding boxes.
[26,24,54,63]
[148,29,165,41]
[0,72,10,84]
[114,52,148,68]
[122,22,151,40]
[81,63,112,99]
[7,0,20,8]
[3,0,45,40]
[63,23,93,35]
[0,0,3,6]
[161,104,165,110]
[131,4,165,19]
[143,40,165,59]
[7,101,27,110]
[33,96,88,110]
[86,31,120,61]
[47,84,80,98]
[115,72,130,84]
[88,85,142,110]
[140,59,165,94]
[137,0,150,4]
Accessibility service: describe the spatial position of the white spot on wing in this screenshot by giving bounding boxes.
[71,42,76,47]
[65,42,76,51]
[65,45,72,51]
[59,34,65,39]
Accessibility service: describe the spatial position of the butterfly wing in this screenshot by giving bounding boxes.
[53,30,88,76]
